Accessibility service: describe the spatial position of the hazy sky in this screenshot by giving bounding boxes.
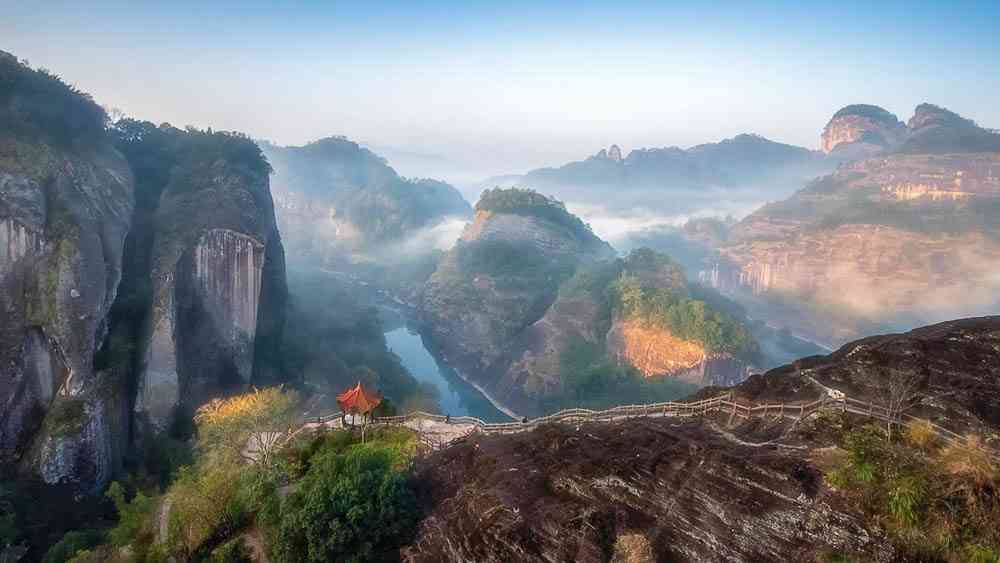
[4,0,999,181]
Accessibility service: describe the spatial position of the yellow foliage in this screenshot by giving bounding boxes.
[905,419,938,451]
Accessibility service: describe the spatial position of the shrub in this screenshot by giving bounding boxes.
[167,462,248,557]
[270,444,418,563]
[106,482,155,548]
[210,537,254,563]
[904,419,937,451]
[42,530,104,563]
[938,435,996,489]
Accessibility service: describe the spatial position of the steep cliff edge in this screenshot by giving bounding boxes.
[106,121,288,435]
[0,51,290,494]
[0,52,134,492]
[701,104,1000,346]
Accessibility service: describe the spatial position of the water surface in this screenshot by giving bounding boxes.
[385,326,510,422]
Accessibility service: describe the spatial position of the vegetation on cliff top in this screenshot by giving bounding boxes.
[611,250,756,357]
[476,187,602,245]
[823,420,1000,562]
[0,50,107,146]
[830,104,900,124]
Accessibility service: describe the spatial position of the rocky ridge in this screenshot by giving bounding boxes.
[403,316,1000,563]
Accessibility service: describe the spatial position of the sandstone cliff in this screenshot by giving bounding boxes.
[820,104,907,155]
[0,53,289,493]
[0,52,134,492]
[110,122,288,435]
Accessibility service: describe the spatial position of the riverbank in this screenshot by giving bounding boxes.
[447,364,520,421]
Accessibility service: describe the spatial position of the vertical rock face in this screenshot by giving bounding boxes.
[193,229,264,342]
[0,140,134,491]
[134,133,287,434]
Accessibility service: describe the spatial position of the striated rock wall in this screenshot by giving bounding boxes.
[404,419,892,563]
[135,147,286,433]
[0,135,134,493]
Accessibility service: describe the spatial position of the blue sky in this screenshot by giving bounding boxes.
[3,0,999,180]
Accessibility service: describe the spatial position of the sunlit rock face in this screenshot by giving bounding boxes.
[604,319,748,386]
[820,104,906,155]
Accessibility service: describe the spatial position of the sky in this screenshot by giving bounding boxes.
[3,0,999,183]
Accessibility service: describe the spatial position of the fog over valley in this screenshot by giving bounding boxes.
[3,2,1000,562]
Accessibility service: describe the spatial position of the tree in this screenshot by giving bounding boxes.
[882,368,923,441]
[271,446,417,563]
[195,387,299,467]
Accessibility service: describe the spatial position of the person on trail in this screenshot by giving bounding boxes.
[445,414,451,423]
[521,416,528,424]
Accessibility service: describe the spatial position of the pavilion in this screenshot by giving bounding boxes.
[337,381,383,426]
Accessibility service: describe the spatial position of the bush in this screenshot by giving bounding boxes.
[167,462,248,557]
[0,50,108,145]
[270,444,418,563]
[826,425,1000,560]
[210,537,253,563]
[42,530,104,563]
[106,482,155,548]
[904,419,938,451]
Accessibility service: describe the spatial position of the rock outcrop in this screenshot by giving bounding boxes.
[404,418,892,563]
[403,316,1000,563]
[123,125,287,434]
[820,104,907,155]
[0,53,290,493]
[0,51,134,492]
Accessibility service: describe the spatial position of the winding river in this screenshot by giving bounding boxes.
[384,326,511,422]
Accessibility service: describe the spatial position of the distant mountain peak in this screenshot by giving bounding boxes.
[608,144,624,162]
[821,104,905,154]
[590,144,625,162]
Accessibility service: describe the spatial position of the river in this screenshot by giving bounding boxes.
[384,326,511,423]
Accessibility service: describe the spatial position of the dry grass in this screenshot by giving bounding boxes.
[938,435,997,489]
[611,532,654,563]
[904,419,938,451]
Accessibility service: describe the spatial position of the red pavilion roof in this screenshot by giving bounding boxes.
[336,382,383,415]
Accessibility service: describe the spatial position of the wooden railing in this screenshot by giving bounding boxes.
[307,393,995,455]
